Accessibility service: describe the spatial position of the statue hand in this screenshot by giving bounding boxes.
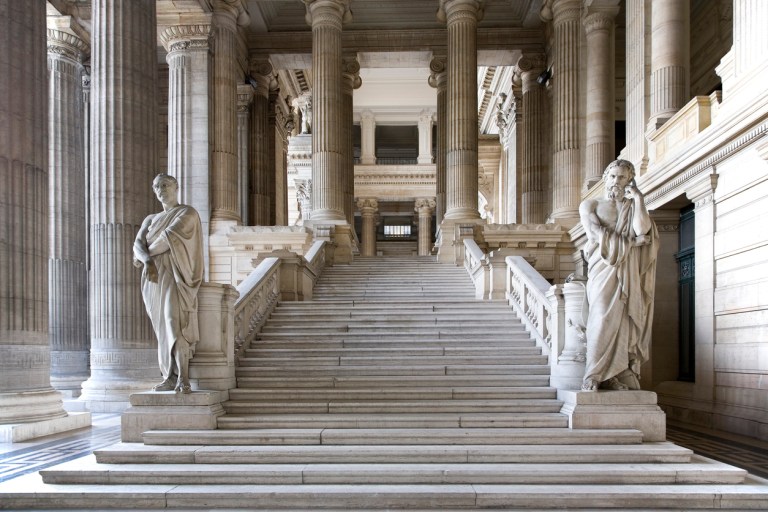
[143,261,158,283]
[132,257,143,269]
[624,179,643,201]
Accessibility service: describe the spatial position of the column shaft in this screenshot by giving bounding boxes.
[625,0,650,174]
[357,199,378,257]
[417,110,434,164]
[0,0,69,423]
[583,8,618,188]
[236,84,253,224]
[649,0,689,128]
[550,0,581,222]
[415,199,436,256]
[342,55,361,225]
[81,0,159,411]
[443,0,482,221]
[210,3,240,224]
[519,54,547,224]
[305,0,349,222]
[162,23,213,276]
[360,111,376,165]
[249,63,271,225]
[47,25,90,396]
[429,58,448,226]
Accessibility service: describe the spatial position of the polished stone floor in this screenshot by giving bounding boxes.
[0,414,766,484]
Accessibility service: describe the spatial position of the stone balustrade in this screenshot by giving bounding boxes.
[648,92,722,165]
[463,239,489,299]
[233,257,281,361]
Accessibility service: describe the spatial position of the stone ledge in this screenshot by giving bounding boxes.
[0,411,91,442]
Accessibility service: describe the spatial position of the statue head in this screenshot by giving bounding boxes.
[152,173,179,207]
[602,159,635,200]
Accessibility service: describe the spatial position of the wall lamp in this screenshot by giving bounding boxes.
[537,68,552,86]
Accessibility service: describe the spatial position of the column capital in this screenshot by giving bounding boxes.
[686,169,719,206]
[360,110,375,122]
[415,198,437,213]
[357,198,379,214]
[582,9,618,34]
[249,56,274,97]
[342,54,362,92]
[517,52,547,76]
[160,23,212,53]
[47,28,89,63]
[210,0,250,27]
[428,56,448,89]
[551,0,581,24]
[437,0,485,23]
[237,84,254,112]
[303,0,353,28]
[419,109,434,124]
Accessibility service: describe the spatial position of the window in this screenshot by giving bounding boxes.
[384,225,411,238]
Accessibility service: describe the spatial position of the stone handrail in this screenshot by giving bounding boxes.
[233,257,281,361]
[505,255,587,390]
[464,238,489,299]
[304,240,326,275]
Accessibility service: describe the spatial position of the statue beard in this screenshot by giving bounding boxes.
[606,185,624,201]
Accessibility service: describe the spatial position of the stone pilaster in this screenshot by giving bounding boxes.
[415,198,437,256]
[342,54,362,224]
[47,22,90,397]
[161,21,213,277]
[360,110,376,165]
[438,0,483,222]
[518,53,548,224]
[80,0,160,411]
[236,84,253,224]
[249,57,272,225]
[624,0,650,175]
[648,0,689,130]
[0,0,71,430]
[273,94,292,226]
[417,110,434,164]
[357,198,378,257]
[550,0,581,224]
[303,0,352,223]
[296,179,312,224]
[583,4,619,189]
[210,0,248,227]
[428,56,448,226]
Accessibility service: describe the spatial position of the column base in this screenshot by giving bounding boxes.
[558,389,666,442]
[435,218,483,264]
[121,390,227,442]
[306,221,355,264]
[0,412,91,443]
[79,377,161,413]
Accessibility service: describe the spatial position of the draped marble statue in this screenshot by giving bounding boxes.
[578,160,659,391]
[133,174,204,393]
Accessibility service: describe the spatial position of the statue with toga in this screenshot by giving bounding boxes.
[133,174,204,394]
[579,159,659,391]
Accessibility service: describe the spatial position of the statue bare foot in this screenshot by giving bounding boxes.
[175,381,192,394]
[152,379,175,392]
[581,379,598,391]
[605,377,629,390]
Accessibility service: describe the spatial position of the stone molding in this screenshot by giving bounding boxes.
[582,11,616,33]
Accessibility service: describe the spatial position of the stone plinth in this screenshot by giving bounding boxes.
[190,283,239,391]
[121,390,226,442]
[558,390,666,442]
[0,410,91,443]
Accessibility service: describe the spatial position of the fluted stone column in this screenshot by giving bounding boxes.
[625,0,650,175]
[342,55,362,224]
[0,0,72,431]
[80,0,159,411]
[415,198,437,256]
[549,0,581,224]
[357,198,378,257]
[429,57,448,226]
[360,110,376,165]
[249,58,272,225]
[274,100,291,226]
[648,0,689,130]
[267,87,281,225]
[210,0,248,227]
[161,21,213,276]
[417,110,434,164]
[304,0,351,222]
[439,0,483,222]
[47,21,90,397]
[583,4,619,189]
[236,84,253,224]
[518,53,548,224]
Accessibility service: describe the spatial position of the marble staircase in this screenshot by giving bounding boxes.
[2,256,768,510]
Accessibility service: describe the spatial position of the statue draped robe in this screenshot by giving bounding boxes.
[583,198,659,387]
[139,205,203,381]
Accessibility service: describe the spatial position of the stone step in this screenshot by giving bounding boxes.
[237,355,548,367]
[222,398,563,415]
[7,477,768,510]
[264,318,522,327]
[243,347,542,358]
[249,339,535,349]
[273,300,510,309]
[254,332,533,342]
[259,325,526,334]
[228,387,556,402]
[216,412,569,429]
[93,441,694,465]
[235,374,552,389]
[268,313,517,322]
[41,456,746,486]
[235,364,551,377]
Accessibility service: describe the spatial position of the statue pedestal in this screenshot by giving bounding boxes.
[121,390,226,442]
[558,390,666,442]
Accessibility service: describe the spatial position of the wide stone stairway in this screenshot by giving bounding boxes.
[3,256,768,510]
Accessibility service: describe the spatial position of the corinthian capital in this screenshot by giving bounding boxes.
[415,198,437,213]
[47,28,89,63]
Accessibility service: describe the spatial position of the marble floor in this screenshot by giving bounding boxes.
[0,414,766,484]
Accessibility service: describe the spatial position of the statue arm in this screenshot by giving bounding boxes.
[148,235,170,256]
[625,180,652,239]
[133,215,154,265]
[579,199,601,244]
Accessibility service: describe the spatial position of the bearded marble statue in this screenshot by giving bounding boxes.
[578,159,659,391]
[133,174,204,393]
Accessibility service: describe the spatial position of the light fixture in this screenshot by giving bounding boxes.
[537,68,552,86]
